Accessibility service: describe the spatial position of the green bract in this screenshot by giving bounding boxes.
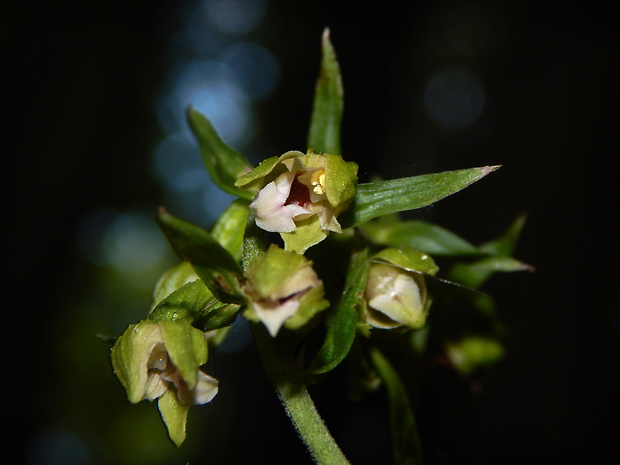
[235,150,358,253]
[242,244,330,336]
[110,319,218,446]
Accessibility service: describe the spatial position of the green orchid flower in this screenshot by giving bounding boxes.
[235,150,358,253]
[111,319,218,446]
[242,244,330,336]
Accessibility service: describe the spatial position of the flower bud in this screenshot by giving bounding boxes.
[363,248,438,330]
[242,244,329,336]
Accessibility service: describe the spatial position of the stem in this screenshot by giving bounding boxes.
[253,324,350,465]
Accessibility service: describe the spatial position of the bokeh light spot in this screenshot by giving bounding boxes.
[157,59,253,146]
[152,132,208,193]
[77,209,169,274]
[221,42,280,100]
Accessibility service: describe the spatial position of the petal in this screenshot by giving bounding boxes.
[145,372,170,400]
[254,298,301,336]
[173,368,219,405]
[250,172,312,232]
[190,371,220,405]
[365,264,425,328]
[307,200,342,233]
[111,321,166,404]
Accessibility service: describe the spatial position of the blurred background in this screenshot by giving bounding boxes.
[6,0,617,464]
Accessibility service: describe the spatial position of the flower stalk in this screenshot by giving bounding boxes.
[253,323,350,465]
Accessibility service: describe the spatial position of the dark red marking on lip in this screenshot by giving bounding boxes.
[285,175,311,208]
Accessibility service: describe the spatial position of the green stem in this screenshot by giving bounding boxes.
[253,324,350,465]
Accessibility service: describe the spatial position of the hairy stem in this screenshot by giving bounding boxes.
[253,324,350,465]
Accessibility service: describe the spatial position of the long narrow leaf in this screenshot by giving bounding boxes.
[370,347,422,465]
[187,106,254,199]
[361,219,479,256]
[341,165,500,228]
[448,255,534,290]
[307,28,343,155]
[308,243,369,376]
[157,208,245,304]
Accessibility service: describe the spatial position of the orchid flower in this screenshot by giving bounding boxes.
[235,150,358,253]
[111,319,218,445]
[242,244,329,336]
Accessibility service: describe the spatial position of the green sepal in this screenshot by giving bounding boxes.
[243,245,330,334]
[158,388,190,447]
[157,208,245,304]
[245,245,311,297]
[110,319,208,403]
[307,28,343,155]
[369,347,422,465]
[340,165,500,228]
[149,279,240,331]
[187,106,254,200]
[325,153,358,208]
[361,219,479,256]
[111,321,161,404]
[283,281,330,332]
[234,155,282,192]
[307,241,369,377]
[372,247,439,277]
[159,319,208,390]
[281,216,327,254]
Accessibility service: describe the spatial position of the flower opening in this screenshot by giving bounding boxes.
[235,150,358,252]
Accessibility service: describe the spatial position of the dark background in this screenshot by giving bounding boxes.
[6,1,618,464]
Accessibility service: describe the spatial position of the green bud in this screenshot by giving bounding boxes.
[363,248,438,331]
[242,244,330,336]
[235,150,358,253]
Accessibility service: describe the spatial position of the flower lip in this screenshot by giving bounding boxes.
[286,175,312,208]
[250,171,313,233]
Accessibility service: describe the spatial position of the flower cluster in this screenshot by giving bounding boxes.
[108,30,525,456]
